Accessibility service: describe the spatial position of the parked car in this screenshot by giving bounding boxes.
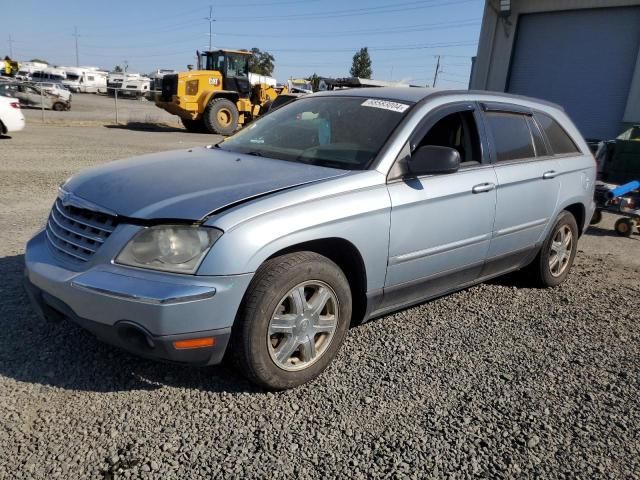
[0,83,70,111]
[33,82,72,102]
[24,88,596,389]
[0,94,25,134]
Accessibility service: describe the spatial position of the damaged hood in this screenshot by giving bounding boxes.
[63,147,347,221]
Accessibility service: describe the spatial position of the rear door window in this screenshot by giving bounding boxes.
[485,112,535,161]
[535,113,580,155]
[527,116,548,157]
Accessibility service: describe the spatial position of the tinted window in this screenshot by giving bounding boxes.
[418,111,481,165]
[536,113,580,155]
[486,112,535,161]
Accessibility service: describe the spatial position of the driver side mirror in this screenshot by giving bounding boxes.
[407,145,461,176]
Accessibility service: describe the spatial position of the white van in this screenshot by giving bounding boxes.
[31,68,67,84]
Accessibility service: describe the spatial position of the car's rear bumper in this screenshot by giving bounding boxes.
[24,230,253,365]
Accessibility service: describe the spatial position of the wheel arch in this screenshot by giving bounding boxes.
[203,90,239,108]
[265,238,369,326]
[563,202,586,236]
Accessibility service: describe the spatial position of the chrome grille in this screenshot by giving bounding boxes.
[45,198,117,262]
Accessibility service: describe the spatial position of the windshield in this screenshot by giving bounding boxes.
[66,74,80,81]
[219,96,412,170]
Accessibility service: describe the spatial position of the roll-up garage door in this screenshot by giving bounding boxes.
[507,7,640,140]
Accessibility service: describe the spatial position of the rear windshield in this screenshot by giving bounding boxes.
[218,96,412,170]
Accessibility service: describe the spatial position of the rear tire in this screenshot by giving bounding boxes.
[181,118,206,133]
[203,98,239,135]
[233,252,352,390]
[530,211,578,287]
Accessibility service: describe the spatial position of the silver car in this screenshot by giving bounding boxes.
[24,88,596,389]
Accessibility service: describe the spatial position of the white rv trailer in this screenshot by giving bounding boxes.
[61,67,108,93]
[107,72,151,98]
[248,72,277,87]
[15,61,49,81]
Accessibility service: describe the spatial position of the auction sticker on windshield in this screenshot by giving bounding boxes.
[361,99,410,113]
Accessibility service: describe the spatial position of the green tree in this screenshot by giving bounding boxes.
[247,48,275,76]
[29,58,48,64]
[113,65,124,73]
[350,47,372,79]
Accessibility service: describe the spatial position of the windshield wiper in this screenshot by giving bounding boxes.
[245,151,265,157]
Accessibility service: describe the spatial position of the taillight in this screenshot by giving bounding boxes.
[10,102,20,109]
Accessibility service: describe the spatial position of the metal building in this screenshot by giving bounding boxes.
[470,0,640,140]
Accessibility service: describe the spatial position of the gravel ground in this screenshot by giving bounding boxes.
[1,96,639,479]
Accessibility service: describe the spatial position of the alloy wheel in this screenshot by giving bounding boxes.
[549,225,573,277]
[267,281,339,371]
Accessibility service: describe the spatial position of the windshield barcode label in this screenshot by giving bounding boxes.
[361,99,409,113]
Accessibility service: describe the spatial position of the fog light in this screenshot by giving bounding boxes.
[173,337,215,349]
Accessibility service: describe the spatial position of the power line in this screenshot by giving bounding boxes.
[216,40,477,53]
[213,0,476,22]
[214,18,479,38]
[74,18,480,50]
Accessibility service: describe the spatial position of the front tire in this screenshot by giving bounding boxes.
[531,211,579,287]
[233,252,352,390]
[203,98,239,135]
[52,102,65,111]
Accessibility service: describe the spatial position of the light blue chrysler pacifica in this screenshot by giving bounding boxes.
[24,88,596,389]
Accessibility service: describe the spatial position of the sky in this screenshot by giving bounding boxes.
[3,0,485,88]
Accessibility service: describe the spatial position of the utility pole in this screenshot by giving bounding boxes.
[204,5,215,51]
[73,26,80,66]
[8,34,14,57]
[432,55,441,88]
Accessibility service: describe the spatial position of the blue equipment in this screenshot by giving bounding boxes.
[591,181,640,237]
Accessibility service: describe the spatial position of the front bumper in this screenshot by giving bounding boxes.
[155,97,200,120]
[24,230,253,365]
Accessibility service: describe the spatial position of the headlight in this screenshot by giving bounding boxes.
[185,79,199,96]
[116,225,222,274]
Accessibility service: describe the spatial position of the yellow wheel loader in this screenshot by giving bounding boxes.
[155,49,285,135]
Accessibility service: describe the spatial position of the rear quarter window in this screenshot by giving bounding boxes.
[535,112,580,155]
[485,112,535,162]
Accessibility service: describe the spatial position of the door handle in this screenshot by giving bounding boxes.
[542,170,557,180]
[472,182,496,194]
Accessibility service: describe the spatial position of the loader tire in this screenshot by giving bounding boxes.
[203,98,239,136]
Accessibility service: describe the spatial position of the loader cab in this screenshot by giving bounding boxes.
[199,49,251,98]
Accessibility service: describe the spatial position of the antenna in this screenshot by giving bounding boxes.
[204,5,216,51]
[72,27,80,67]
[432,55,441,87]
[8,34,14,58]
